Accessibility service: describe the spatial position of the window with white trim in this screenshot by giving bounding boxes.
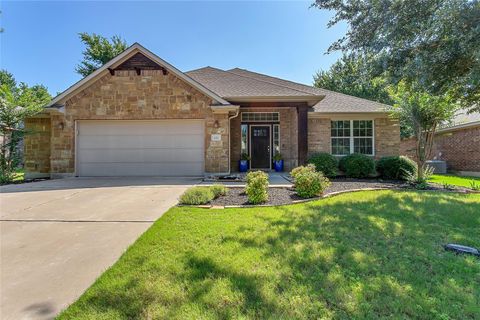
[241,124,248,155]
[331,120,374,155]
[273,124,280,156]
[241,112,279,122]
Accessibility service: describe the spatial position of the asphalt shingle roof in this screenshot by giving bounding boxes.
[186,67,390,113]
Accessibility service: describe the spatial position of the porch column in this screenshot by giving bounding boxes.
[297,105,308,165]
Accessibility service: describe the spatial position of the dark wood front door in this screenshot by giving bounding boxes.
[250,126,271,169]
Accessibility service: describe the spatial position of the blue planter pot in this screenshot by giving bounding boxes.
[239,160,249,172]
[274,160,284,172]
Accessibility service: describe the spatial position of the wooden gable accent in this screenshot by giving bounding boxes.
[112,52,168,75]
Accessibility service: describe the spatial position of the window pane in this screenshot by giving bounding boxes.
[241,112,280,122]
[353,120,373,137]
[331,121,351,137]
[241,124,248,154]
[332,138,350,155]
[354,137,373,155]
[273,125,280,155]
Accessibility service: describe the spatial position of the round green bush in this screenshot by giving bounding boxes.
[376,156,417,180]
[293,166,331,198]
[179,187,215,205]
[245,171,269,204]
[307,152,338,177]
[339,153,375,178]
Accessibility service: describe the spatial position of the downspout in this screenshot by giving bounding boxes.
[228,108,240,174]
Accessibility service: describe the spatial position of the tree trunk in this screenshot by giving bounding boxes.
[414,123,437,182]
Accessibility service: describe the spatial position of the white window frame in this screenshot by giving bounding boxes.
[241,112,280,122]
[273,124,280,156]
[331,120,375,156]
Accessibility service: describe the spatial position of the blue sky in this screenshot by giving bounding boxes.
[1,1,346,96]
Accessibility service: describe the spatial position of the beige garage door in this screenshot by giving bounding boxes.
[77,120,204,176]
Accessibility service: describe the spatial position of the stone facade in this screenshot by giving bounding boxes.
[230,107,298,172]
[24,68,230,176]
[308,116,400,159]
[24,117,51,177]
[400,125,480,173]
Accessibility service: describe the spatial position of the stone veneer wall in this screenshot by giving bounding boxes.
[230,107,298,172]
[400,125,480,172]
[43,69,229,176]
[24,117,51,177]
[308,116,400,159]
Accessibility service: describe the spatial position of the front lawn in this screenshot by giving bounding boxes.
[429,174,480,188]
[58,191,480,319]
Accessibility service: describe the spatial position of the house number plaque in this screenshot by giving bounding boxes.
[211,134,221,141]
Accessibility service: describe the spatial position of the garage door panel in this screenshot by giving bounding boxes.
[77,120,205,176]
[79,121,204,136]
[78,148,204,163]
[78,162,204,177]
[78,135,204,149]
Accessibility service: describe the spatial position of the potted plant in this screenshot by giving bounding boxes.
[273,153,284,172]
[239,153,250,172]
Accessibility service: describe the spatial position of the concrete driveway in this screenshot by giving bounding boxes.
[0,177,199,320]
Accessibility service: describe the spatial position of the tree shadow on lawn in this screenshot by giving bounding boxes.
[61,191,479,319]
[220,191,480,318]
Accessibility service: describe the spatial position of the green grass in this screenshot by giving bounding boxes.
[58,191,480,320]
[429,174,480,188]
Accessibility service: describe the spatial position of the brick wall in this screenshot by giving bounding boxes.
[24,117,51,178]
[400,125,480,172]
[308,116,400,159]
[28,68,230,176]
[374,117,401,158]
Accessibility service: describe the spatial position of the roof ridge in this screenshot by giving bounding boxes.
[229,68,391,107]
[186,66,225,73]
[223,68,323,97]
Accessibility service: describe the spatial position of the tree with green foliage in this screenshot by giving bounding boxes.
[388,81,458,181]
[0,70,51,182]
[312,0,480,112]
[313,53,414,137]
[314,53,392,105]
[76,33,129,77]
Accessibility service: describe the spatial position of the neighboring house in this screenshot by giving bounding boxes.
[24,43,399,178]
[400,112,480,176]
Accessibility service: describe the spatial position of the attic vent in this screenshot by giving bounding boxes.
[241,112,280,122]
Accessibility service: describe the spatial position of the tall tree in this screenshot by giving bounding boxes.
[314,53,392,104]
[314,54,415,137]
[0,70,51,182]
[388,81,458,181]
[312,0,480,112]
[76,33,128,77]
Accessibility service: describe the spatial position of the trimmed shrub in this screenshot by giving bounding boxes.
[179,187,214,205]
[292,165,331,198]
[307,152,338,177]
[339,153,375,178]
[210,184,229,198]
[376,156,417,180]
[290,163,316,181]
[245,171,269,204]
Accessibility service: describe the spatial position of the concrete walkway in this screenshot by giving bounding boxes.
[0,177,199,320]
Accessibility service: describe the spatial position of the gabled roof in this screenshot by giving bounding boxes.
[47,43,231,107]
[226,68,390,113]
[186,67,323,106]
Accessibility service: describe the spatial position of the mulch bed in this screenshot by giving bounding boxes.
[209,178,471,207]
